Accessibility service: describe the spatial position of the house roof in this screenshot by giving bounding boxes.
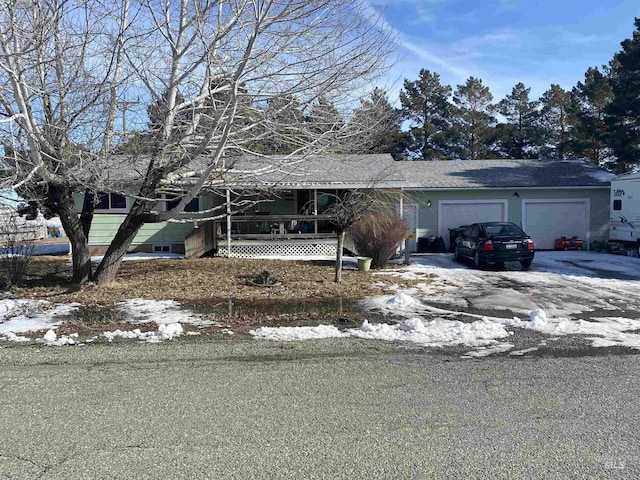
[392,159,614,189]
[222,157,614,189]
[221,154,404,189]
[104,155,613,190]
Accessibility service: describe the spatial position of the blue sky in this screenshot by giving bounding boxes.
[368,0,640,102]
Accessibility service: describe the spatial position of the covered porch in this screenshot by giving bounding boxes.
[184,188,343,258]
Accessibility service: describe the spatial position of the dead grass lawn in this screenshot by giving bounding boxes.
[14,256,428,336]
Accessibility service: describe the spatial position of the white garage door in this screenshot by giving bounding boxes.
[523,200,589,250]
[438,200,507,248]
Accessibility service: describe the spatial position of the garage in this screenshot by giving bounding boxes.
[438,200,508,248]
[523,200,590,250]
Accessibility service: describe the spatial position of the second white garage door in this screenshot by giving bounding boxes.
[523,200,590,250]
[438,200,507,248]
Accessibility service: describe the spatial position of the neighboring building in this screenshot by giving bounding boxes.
[80,156,613,256]
[0,206,48,243]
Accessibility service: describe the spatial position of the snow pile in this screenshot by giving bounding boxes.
[250,324,346,341]
[0,299,79,334]
[251,317,511,348]
[359,293,426,317]
[350,317,510,347]
[37,330,79,346]
[117,298,213,327]
[0,332,31,342]
[502,310,640,350]
[250,306,640,355]
[102,323,184,343]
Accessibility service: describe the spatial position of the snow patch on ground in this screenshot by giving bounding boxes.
[462,343,515,358]
[117,298,214,327]
[0,299,80,334]
[102,323,184,343]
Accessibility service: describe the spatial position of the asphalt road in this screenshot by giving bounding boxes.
[1,339,639,479]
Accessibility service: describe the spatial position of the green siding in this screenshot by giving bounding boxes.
[88,214,193,246]
[72,192,207,247]
[406,188,610,246]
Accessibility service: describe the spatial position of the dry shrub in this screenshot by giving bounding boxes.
[349,213,410,269]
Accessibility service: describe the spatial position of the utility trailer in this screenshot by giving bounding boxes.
[610,172,640,256]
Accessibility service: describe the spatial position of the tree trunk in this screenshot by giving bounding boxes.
[47,184,92,284]
[334,231,345,283]
[92,207,146,284]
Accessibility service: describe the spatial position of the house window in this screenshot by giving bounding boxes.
[613,199,622,211]
[153,244,172,253]
[95,192,127,211]
[166,197,200,212]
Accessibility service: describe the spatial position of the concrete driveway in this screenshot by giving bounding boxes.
[403,251,640,321]
[352,251,640,357]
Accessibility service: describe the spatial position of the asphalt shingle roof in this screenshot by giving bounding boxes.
[392,159,614,189]
[105,155,613,190]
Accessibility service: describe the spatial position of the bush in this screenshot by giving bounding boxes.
[349,213,410,269]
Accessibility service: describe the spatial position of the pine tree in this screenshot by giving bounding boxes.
[348,88,410,159]
[399,69,454,160]
[605,18,640,173]
[495,82,541,159]
[570,67,614,166]
[255,95,306,154]
[452,77,495,160]
[307,96,344,136]
[539,84,572,159]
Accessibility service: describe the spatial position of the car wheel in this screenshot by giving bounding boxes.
[473,251,483,269]
[520,259,532,270]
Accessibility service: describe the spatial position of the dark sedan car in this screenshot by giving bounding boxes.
[453,222,535,270]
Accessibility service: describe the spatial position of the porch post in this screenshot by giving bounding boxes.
[313,189,318,234]
[226,188,231,258]
[400,193,406,254]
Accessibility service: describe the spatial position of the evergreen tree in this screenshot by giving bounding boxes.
[495,82,541,158]
[452,77,495,160]
[539,84,572,159]
[307,96,344,136]
[605,18,640,172]
[399,69,454,160]
[570,67,614,166]
[254,95,306,154]
[348,88,410,159]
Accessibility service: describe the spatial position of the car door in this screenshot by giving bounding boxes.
[467,224,482,255]
[459,224,478,258]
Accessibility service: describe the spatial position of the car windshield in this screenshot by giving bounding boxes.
[483,224,525,237]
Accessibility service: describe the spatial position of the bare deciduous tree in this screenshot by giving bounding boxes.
[0,0,393,284]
